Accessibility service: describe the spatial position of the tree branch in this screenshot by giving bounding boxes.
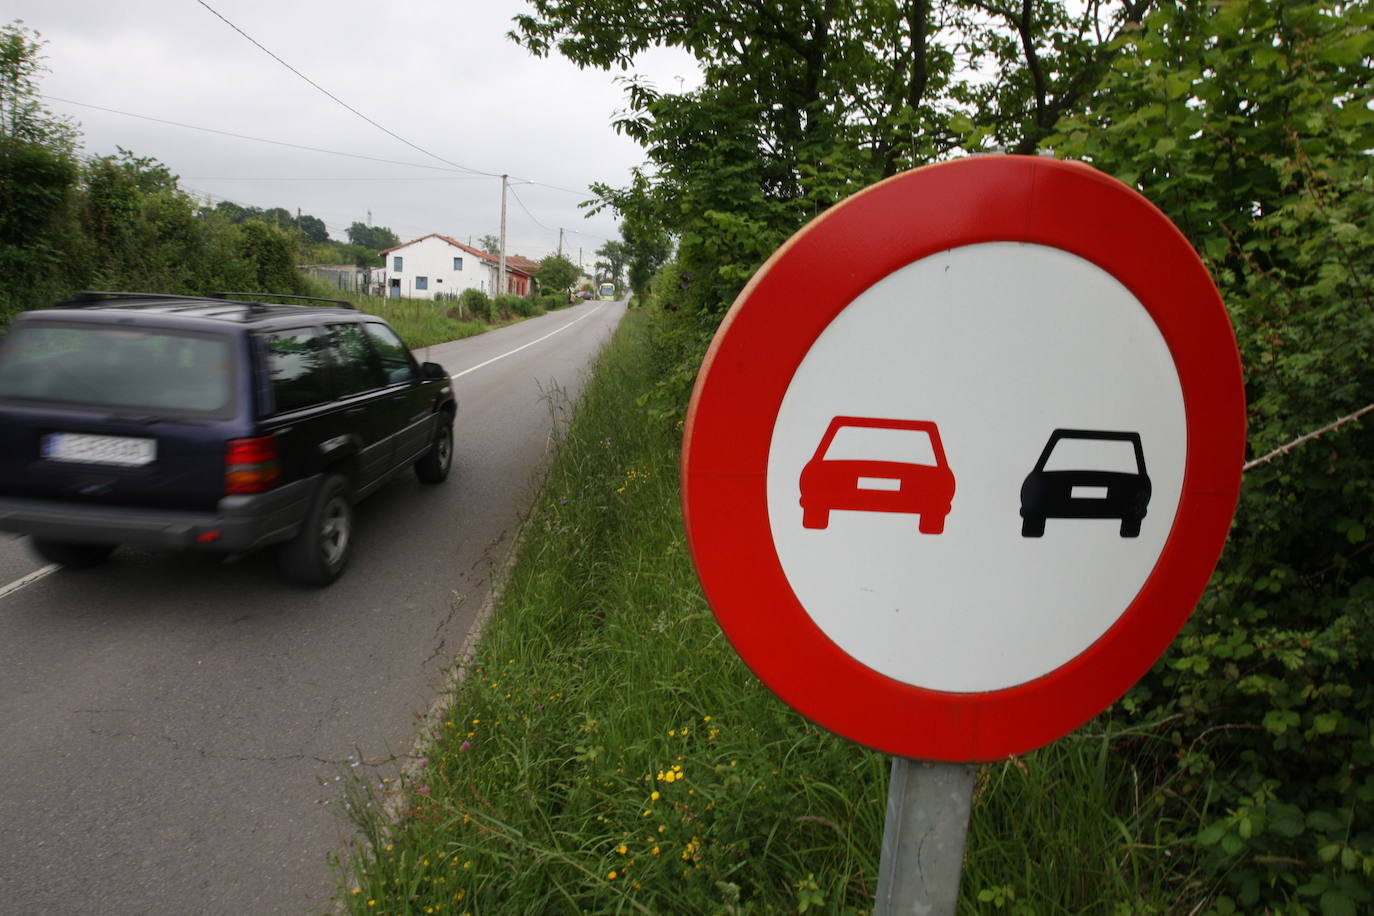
[1243,402,1374,472]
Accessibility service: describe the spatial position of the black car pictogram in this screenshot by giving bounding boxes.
[1020,429,1151,537]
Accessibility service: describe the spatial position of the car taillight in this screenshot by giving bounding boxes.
[225,435,280,494]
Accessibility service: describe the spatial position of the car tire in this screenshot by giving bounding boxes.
[1021,516,1045,537]
[413,414,453,484]
[802,508,829,529]
[919,513,947,535]
[30,539,115,569]
[276,474,353,587]
[1120,518,1142,538]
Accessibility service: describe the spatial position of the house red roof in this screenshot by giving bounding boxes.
[505,255,543,275]
[377,233,540,278]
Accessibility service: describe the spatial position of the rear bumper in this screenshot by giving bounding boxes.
[0,478,315,552]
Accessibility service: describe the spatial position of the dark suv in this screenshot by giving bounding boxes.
[0,292,457,586]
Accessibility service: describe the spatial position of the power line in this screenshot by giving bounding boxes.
[183,176,494,182]
[508,185,610,245]
[527,180,595,196]
[191,3,600,198]
[50,92,594,196]
[42,95,473,174]
[507,185,556,234]
[194,0,501,179]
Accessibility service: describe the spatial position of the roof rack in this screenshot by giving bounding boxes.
[208,291,355,310]
[52,291,219,308]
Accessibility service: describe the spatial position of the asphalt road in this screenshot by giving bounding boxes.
[0,299,627,914]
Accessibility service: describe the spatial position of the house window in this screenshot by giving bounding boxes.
[392,256,403,272]
[453,257,463,271]
[415,276,428,290]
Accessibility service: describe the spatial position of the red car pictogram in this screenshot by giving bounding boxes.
[799,416,955,534]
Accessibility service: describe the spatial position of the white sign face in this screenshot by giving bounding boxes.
[766,242,1187,693]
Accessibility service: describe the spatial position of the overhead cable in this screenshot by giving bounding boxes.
[194,0,501,178]
[42,95,472,173]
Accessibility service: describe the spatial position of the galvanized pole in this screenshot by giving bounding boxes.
[873,759,978,916]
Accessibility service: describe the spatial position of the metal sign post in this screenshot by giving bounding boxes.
[874,759,978,916]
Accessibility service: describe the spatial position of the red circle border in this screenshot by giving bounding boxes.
[681,156,1246,762]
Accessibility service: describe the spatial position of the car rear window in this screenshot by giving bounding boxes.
[825,425,939,466]
[0,323,234,416]
[1041,437,1140,474]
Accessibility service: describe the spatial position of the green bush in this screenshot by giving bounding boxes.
[457,288,491,322]
[493,293,531,320]
[1049,2,1374,910]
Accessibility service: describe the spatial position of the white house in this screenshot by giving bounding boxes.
[377,234,536,299]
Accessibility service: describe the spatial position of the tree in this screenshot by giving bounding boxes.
[597,171,672,300]
[237,220,305,293]
[0,21,77,148]
[594,239,627,287]
[1045,1,1374,909]
[478,233,502,254]
[298,214,329,244]
[535,254,579,296]
[262,206,293,228]
[513,1,1154,321]
[0,22,79,317]
[213,199,252,224]
[346,222,401,252]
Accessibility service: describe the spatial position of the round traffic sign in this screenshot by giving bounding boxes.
[681,156,1245,762]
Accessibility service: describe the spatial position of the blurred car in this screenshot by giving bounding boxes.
[1019,429,1151,537]
[0,291,457,585]
[578,290,593,300]
[799,416,955,534]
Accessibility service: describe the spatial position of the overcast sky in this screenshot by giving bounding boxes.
[8,0,701,265]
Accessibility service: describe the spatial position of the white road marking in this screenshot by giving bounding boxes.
[450,303,605,380]
[0,563,59,601]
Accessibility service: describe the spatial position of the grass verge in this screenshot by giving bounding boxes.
[298,282,577,351]
[336,306,1210,914]
[297,285,487,349]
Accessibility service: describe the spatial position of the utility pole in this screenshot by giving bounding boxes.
[557,228,564,258]
[498,174,509,298]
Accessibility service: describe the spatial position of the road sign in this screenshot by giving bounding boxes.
[681,156,1245,762]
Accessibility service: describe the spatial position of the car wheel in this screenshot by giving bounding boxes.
[413,414,453,484]
[919,512,947,535]
[802,507,829,529]
[1120,518,1142,538]
[276,474,353,587]
[1021,516,1045,537]
[31,539,115,569]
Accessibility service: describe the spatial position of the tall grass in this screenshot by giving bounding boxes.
[336,306,1211,914]
[296,281,486,349]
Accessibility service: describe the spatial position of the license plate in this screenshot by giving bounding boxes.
[41,433,156,467]
[857,477,903,492]
[1071,486,1109,500]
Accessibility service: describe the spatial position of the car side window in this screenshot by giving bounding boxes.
[263,328,331,413]
[328,323,386,397]
[363,323,417,385]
